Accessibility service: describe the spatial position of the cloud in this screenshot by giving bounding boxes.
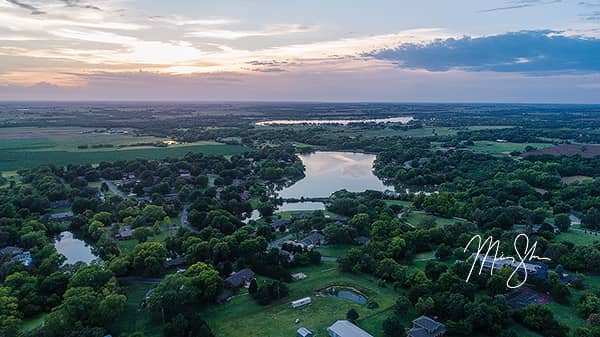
[185,24,316,40]
[59,0,102,11]
[480,0,561,12]
[5,0,45,15]
[368,30,600,74]
[148,15,236,26]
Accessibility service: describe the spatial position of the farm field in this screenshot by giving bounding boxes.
[200,262,399,337]
[467,141,553,154]
[0,126,249,171]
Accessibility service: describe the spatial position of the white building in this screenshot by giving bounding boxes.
[327,320,373,337]
[291,297,312,308]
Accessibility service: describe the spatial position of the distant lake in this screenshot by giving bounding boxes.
[278,151,393,198]
[54,231,98,265]
[256,116,413,126]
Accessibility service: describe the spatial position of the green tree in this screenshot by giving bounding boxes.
[346,308,359,322]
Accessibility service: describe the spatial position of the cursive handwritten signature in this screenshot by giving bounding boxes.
[463,233,551,289]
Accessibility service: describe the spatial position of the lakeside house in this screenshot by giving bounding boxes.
[224,268,255,289]
[0,246,32,266]
[327,320,373,337]
[408,316,446,337]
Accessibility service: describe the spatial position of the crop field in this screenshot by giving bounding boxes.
[0,127,250,171]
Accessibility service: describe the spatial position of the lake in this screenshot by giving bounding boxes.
[256,116,413,126]
[54,231,98,265]
[277,201,325,212]
[277,151,393,198]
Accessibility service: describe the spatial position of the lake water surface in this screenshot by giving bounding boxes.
[54,231,98,265]
[278,151,392,198]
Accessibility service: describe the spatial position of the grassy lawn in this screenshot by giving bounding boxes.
[114,282,162,337]
[383,199,413,207]
[554,230,600,246]
[20,313,48,333]
[467,141,553,155]
[401,211,458,228]
[201,262,399,337]
[315,244,356,258]
[562,176,594,184]
[117,231,170,254]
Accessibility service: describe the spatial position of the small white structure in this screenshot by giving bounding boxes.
[292,272,307,280]
[291,297,312,309]
[298,327,314,337]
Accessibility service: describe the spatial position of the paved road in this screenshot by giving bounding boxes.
[180,204,198,233]
[100,178,128,199]
[268,234,294,249]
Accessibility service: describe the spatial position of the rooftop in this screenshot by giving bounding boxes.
[327,320,373,337]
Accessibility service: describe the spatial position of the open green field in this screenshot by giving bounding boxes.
[467,141,553,154]
[383,199,413,207]
[555,230,600,246]
[201,262,399,337]
[315,244,356,258]
[401,211,459,228]
[115,283,162,337]
[0,143,249,171]
[0,127,250,171]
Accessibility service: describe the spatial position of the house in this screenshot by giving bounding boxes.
[50,199,70,209]
[50,211,74,221]
[473,253,549,280]
[240,191,251,201]
[299,232,326,247]
[408,316,446,337]
[0,246,23,258]
[115,226,132,240]
[179,170,191,178]
[514,222,558,234]
[224,268,255,289]
[271,219,291,231]
[291,297,312,308]
[143,289,154,306]
[327,320,373,337]
[297,327,313,337]
[13,251,32,266]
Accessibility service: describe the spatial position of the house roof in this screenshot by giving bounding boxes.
[224,268,255,287]
[411,316,446,335]
[327,320,373,337]
[408,327,433,337]
[0,246,23,257]
[299,232,325,246]
[297,327,312,337]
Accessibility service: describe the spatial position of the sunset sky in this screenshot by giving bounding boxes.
[1,0,600,102]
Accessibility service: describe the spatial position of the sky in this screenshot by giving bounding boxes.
[1,0,600,102]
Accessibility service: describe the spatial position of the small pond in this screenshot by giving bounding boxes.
[54,231,99,265]
[320,287,368,305]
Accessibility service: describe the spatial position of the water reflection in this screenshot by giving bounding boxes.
[277,201,325,212]
[278,151,392,198]
[54,231,98,265]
